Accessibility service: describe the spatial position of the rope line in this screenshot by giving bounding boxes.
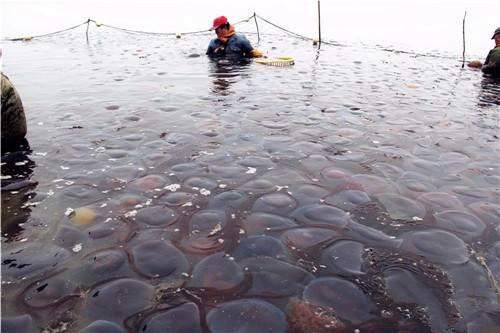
[1,14,461,61]
[4,20,89,41]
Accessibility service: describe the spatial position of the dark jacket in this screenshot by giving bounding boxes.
[1,73,27,140]
[482,46,500,75]
[206,33,254,58]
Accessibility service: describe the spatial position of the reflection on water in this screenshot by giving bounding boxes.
[1,28,500,332]
[478,76,500,107]
[1,138,37,241]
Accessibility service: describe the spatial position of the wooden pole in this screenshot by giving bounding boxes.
[254,12,260,44]
[86,18,90,43]
[317,0,322,47]
[462,11,466,68]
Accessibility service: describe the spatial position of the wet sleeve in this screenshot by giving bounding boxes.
[239,35,254,55]
[206,39,216,55]
[484,50,492,65]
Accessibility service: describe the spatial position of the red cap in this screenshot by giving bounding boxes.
[211,16,228,30]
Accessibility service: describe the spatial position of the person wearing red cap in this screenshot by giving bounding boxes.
[206,16,263,59]
[481,27,500,75]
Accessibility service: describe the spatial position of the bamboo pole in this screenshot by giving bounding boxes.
[317,0,322,48]
[254,12,260,44]
[462,11,466,68]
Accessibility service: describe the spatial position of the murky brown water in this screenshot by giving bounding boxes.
[2,27,500,333]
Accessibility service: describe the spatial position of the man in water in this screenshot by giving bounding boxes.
[1,72,27,143]
[206,16,263,59]
[481,27,500,76]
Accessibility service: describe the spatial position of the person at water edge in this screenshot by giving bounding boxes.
[468,27,500,76]
[1,72,27,142]
[481,27,500,75]
[206,16,263,58]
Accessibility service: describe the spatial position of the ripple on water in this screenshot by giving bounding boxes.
[187,252,244,293]
[207,299,288,333]
[303,277,376,324]
[130,240,189,279]
[401,229,469,265]
[139,303,202,333]
[84,278,154,322]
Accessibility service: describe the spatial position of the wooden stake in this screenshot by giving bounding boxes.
[462,11,466,68]
[254,12,260,44]
[317,0,322,48]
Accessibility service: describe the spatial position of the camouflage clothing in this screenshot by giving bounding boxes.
[1,72,27,140]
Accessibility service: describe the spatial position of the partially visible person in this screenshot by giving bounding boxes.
[1,72,27,141]
[468,27,500,76]
[206,16,263,59]
[482,27,500,75]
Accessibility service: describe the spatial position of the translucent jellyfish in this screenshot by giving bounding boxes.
[80,320,125,333]
[291,204,351,228]
[2,243,71,282]
[287,183,330,206]
[53,225,87,249]
[76,249,129,287]
[1,315,34,333]
[376,193,426,220]
[441,185,492,206]
[303,277,376,324]
[240,256,313,297]
[384,268,449,333]
[319,167,351,189]
[169,162,206,181]
[104,165,145,182]
[324,190,371,211]
[319,240,365,276]
[140,303,202,333]
[239,178,276,195]
[281,228,338,251]
[240,212,298,236]
[396,171,437,198]
[372,162,404,181]
[207,190,248,211]
[87,220,132,245]
[401,229,469,265]
[23,276,76,308]
[417,192,464,213]
[344,222,401,248]
[468,202,500,225]
[84,278,155,322]
[252,192,297,216]
[158,191,196,207]
[135,206,178,227]
[237,155,275,169]
[349,174,398,195]
[433,210,486,241]
[207,299,288,333]
[130,240,189,279]
[208,165,250,182]
[108,193,147,212]
[187,252,244,292]
[184,176,218,190]
[127,175,168,193]
[57,184,105,207]
[232,235,289,261]
[189,210,227,235]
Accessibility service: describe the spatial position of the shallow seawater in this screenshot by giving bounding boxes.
[1,27,500,333]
